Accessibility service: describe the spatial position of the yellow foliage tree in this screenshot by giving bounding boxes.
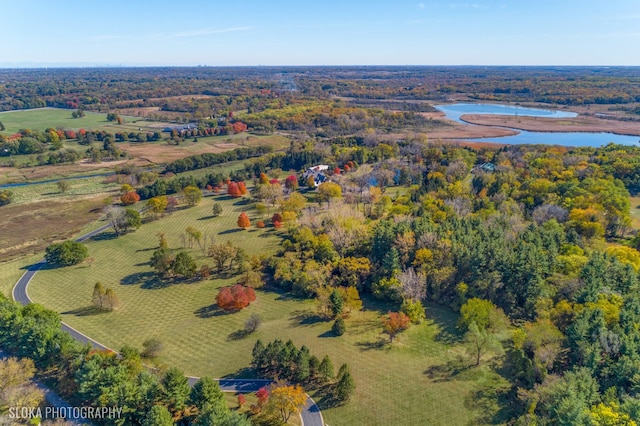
[266,383,307,424]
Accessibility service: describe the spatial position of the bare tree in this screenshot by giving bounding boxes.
[399,267,426,301]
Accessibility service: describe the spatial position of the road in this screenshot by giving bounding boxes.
[12,222,324,426]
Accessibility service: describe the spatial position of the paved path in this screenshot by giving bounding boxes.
[12,222,324,426]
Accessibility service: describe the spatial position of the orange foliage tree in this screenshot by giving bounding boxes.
[120,191,140,205]
[381,311,410,342]
[238,212,251,229]
[228,182,242,197]
[238,181,248,195]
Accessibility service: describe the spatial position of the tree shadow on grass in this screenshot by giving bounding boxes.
[424,356,473,383]
[354,337,389,351]
[120,271,172,290]
[318,330,335,338]
[314,384,346,409]
[61,306,109,316]
[425,303,465,345]
[194,304,228,318]
[197,215,216,221]
[219,228,244,235]
[289,310,325,327]
[228,329,252,341]
[90,232,118,242]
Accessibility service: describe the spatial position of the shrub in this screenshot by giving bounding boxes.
[142,338,164,358]
[120,191,140,205]
[256,221,265,228]
[245,314,262,333]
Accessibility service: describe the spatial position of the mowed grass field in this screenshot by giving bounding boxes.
[0,108,129,134]
[27,194,509,425]
[629,196,640,229]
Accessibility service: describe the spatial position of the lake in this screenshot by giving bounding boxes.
[434,103,639,147]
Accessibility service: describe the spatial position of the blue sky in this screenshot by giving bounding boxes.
[1,0,639,66]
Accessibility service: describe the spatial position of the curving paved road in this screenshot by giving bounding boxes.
[12,222,324,426]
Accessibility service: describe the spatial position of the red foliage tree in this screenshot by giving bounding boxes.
[120,191,140,205]
[238,212,251,229]
[238,181,248,195]
[216,287,234,310]
[237,394,246,408]
[78,128,86,137]
[285,175,299,191]
[269,179,280,185]
[216,284,256,311]
[343,164,351,172]
[231,121,247,133]
[64,130,77,139]
[257,221,265,228]
[271,213,283,224]
[206,184,213,191]
[256,387,269,406]
[228,182,241,197]
[333,167,341,175]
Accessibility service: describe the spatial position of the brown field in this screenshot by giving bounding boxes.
[460,113,640,136]
[0,159,151,185]
[0,196,105,260]
[420,112,518,139]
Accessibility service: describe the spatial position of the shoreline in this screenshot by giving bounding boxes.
[459,113,640,137]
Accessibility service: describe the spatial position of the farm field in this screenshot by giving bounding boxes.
[27,192,510,426]
[0,108,137,134]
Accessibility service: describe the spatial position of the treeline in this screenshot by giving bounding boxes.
[164,145,273,174]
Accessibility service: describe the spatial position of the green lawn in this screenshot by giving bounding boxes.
[28,194,510,425]
[0,108,125,134]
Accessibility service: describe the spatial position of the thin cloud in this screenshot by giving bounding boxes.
[169,27,252,39]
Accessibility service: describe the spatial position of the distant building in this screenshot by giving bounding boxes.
[163,123,198,132]
[302,165,330,187]
[472,162,496,173]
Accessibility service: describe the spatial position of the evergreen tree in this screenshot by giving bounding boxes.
[335,364,355,402]
[318,355,334,382]
[190,377,224,411]
[162,367,190,413]
[142,405,174,426]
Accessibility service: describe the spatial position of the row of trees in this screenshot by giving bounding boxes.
[251,339,355,403]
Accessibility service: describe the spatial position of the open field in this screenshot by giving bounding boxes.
[0,108,128,134]
[27,193,510,425]
[0,254,41,298]
[460,113,640,136]
[120,133,289,164]
[0,195,108,260]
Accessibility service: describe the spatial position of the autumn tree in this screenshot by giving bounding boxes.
[183,185,202,206]
[265,383,307,424]
[216,284,256,311]
[285,175,299,191]
[381,312,410,342]
[0,357,44,411]
[120,191,140,205]
[146,196,168,218]
[238,212,251,229]
[238,181,248,195]
[227,182,242,197]
[317,181,342,205]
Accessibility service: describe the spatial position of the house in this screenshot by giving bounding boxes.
[472,162,496,173]
[302,165,330,187]
[163,123,198,133]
